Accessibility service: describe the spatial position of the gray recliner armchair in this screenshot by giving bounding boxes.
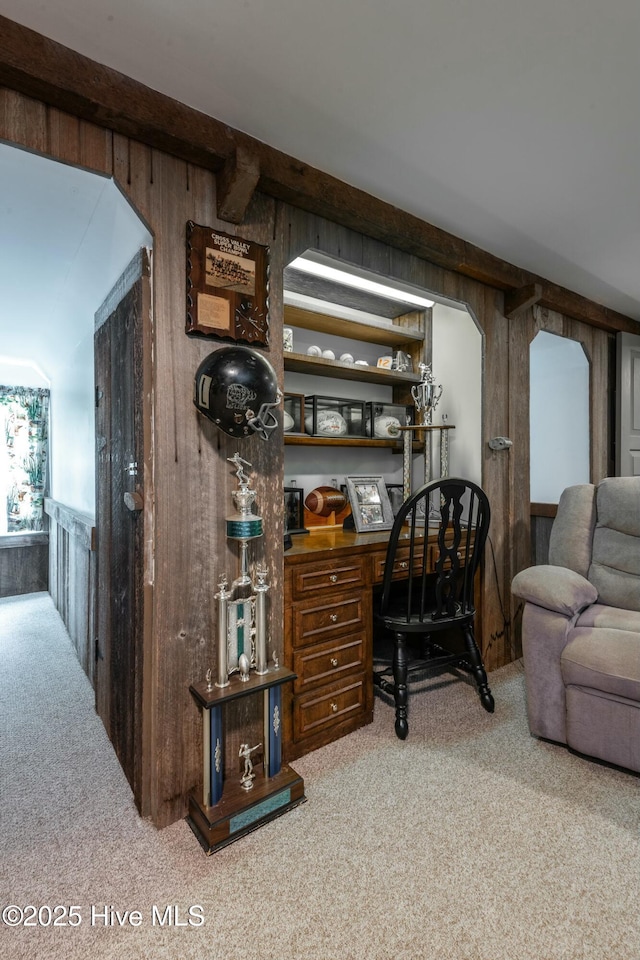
[511,476,640,773]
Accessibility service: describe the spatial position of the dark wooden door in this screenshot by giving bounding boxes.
[94,250,150,810]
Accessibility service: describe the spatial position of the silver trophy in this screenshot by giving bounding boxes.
[411,363,443,426]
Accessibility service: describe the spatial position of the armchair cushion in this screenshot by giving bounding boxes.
[577,602,640,633]
[589,477,640,612]
[548,484,596,577]
[561,627,640,702]
[511,565,598,618]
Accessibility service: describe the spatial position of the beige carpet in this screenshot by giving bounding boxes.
[0,592,638,960]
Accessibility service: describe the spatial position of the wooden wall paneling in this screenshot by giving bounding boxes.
[0,540,48,597]
[474,286,512,669]
[586,327,611,482]
[46,107,81,167]
[48,519,58,607]
[0,87,47,153]
[44,107,113,177]
[507,308,535,658]
[121,140,281,826]
[78,120,113,177]
[44,500,96,686]
[531,515,554,566]
[136,150,200,826]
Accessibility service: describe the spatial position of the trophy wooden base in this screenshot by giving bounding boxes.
[187,764,306,855]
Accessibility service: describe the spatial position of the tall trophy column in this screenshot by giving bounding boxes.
[187,453,305,855]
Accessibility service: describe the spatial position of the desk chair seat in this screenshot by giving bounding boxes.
[373,477,494,739]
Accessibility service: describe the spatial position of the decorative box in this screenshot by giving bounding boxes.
[365,402,412,439]
[283,393,305,434]
[304,395,367,438]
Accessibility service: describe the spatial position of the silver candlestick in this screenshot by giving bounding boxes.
[254,565,269,675]
[215,575,231,687]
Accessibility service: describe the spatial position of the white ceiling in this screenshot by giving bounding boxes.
[1,0,639,385]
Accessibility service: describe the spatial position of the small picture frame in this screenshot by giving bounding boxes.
[385,483,405,516]
[345,476,394,533]
[284,486,308,535]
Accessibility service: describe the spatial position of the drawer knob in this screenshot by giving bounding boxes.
[330,701,338,713]
[329,574,338,583]
[330,657,339,668]
[400,561,408,569]
[329,613,338,622]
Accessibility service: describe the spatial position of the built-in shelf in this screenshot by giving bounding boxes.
[285,435,423,450]
[284,352,420,385]
[284,303,423,346]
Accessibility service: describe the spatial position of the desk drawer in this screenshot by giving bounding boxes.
[292,595,364,647]
[428,542,470,569]
[373,547,426,584]
[293,676,367,739]
[293,632,367,693]
[291,557,366,600]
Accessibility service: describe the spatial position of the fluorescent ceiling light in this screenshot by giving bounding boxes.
[289,256,435,309]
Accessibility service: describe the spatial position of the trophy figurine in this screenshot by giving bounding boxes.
[411,362,443,426]
[411,363,443,486]
[239,742,262,789]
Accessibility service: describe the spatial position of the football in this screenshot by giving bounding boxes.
[373,415,401,439]
[304,410,348,436]
[283,410,295,432]
[304,486,348,517]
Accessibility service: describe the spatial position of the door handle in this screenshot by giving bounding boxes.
[123,490,143,512]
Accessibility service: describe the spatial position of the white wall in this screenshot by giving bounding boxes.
[431,303,482,485]
[530,331,590,502]
[49,329,96,515]
[0,361,49,389]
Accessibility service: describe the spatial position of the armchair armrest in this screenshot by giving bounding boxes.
[511,565,598,617]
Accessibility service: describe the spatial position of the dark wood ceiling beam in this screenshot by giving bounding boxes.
[504,283,543,319]
[216,146,261,224]
[0,14,637,334]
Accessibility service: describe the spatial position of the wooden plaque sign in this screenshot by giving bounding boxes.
[186,221,269,345]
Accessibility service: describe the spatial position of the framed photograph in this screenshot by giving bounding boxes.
[345,476,394,533]
[284,486,308,535]
[186,220,269,345]
[385,483,405,516]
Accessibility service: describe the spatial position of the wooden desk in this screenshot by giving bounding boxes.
[283,526,437,760]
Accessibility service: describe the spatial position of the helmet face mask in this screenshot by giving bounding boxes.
[194,345,281,441]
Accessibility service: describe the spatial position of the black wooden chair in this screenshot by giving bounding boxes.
[373,477,494,739]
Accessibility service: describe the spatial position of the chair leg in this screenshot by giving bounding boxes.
[393,631,409,739]
[463,624,495,713]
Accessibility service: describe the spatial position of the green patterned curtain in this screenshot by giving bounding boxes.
[0,386,50,534]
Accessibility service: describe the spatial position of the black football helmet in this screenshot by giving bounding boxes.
[194,345,281,440]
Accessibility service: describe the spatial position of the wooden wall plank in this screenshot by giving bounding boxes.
[0,541,48,597]
[44,506,96,688]
[0,87,47,153]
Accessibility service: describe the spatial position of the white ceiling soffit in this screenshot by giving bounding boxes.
[1,1,640,323]
[0,143,152,385]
